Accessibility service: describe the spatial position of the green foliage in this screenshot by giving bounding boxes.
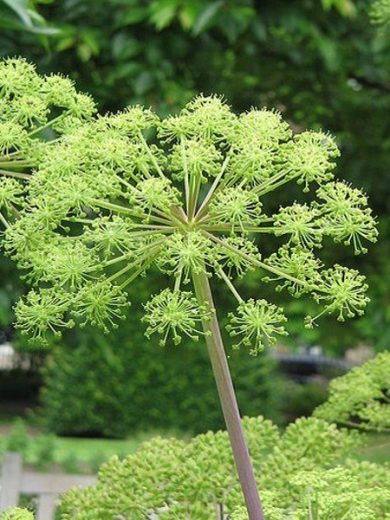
[5,418,29,454]
[371,0,390,28]
[0,0,56,36]
[280,380,329,422]
[32,433,56,470]
[1,419,58,470]
[315,351,390,432]
[0,508,33,520]
[59,415,390,519]
[61,452,81,474]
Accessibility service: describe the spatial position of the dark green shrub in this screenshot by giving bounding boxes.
[0,369,41,401]
[38,271,286,438]
[40,303,285,438]
[281,380,329,422]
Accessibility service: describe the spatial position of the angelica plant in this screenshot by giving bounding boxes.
[59,415,390,519]
[0,58,96,230]
[315,351,390,432]
[0,65,378,518]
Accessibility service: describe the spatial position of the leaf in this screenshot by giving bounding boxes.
[252,18,267,42]
[120,6,148,26]
[315,34,341,72]
[0,0,59,34]
[133,71,154,95]
[112,34,140,60]
[321,0,357,17]
[192,1,224,36]
[1,0,32,27]
[0,290,12,327]
[82,29,101,56]
[56,34,77,52]
[149,0,179,30]
[0,13,26,31]
[27,9,60,34]
[77,43,93,63]
[178,3,202,31]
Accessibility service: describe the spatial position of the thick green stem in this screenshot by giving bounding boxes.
[192,268,264,520]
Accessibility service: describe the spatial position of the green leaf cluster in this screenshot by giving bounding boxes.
[371,0,390,28]
[0,0,57,36]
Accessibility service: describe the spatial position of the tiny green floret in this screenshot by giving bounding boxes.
[72,281,130,332]
[306,265,369,326]
[273,203,322,249]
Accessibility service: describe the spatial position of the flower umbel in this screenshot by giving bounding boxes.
[0,74,375,352]
[306,266,370,326]
[143,289,212,346]
[72,281,130,333]
[0,58,96,231]
[227,299,288,355]
[15,289,74,344]
[0,62,378,520]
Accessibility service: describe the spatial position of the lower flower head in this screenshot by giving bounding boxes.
[15,288,74,344]
[227,299,288,355]
[142,288,212,346]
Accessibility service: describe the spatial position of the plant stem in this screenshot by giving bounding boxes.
[28,111,68,137]
[204,230,305,286]
[192,267,264,520]
[217,268,244,303]
[0,211,9,228]
[0,169,31,180]
[195,155,230,220]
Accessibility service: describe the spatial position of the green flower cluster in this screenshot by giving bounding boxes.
[0,61,377,350]
[0,58,95,233]
[0,508,34,520]
[59,412,389,519]
[315,351,390,432]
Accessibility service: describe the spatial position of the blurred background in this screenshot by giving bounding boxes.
[0,0,389,473]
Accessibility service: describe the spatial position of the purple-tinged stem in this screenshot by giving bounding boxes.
[192,268,264,520]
